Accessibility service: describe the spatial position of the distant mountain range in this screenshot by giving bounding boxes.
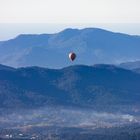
[0,28,140,68]
[0,64,140,112]
[119,61,140,70]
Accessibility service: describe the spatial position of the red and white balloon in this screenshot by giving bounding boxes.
[69,52,76,61]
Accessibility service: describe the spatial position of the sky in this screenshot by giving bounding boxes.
[0,0,140,40]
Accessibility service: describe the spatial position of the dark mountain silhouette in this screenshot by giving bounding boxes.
[0,28,140,68]
[0,64,140,111]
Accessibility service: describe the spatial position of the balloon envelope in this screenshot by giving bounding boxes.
[69,52,76,61]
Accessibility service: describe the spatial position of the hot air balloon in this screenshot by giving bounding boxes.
[69,52,76,61]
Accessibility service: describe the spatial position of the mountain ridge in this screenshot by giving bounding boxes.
[119,61,140,70]
[2,27,138,42]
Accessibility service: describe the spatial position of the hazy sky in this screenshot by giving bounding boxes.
[0,0,140,40]
[0,0,140,23]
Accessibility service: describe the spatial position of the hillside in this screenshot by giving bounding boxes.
[0,64,140,112]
